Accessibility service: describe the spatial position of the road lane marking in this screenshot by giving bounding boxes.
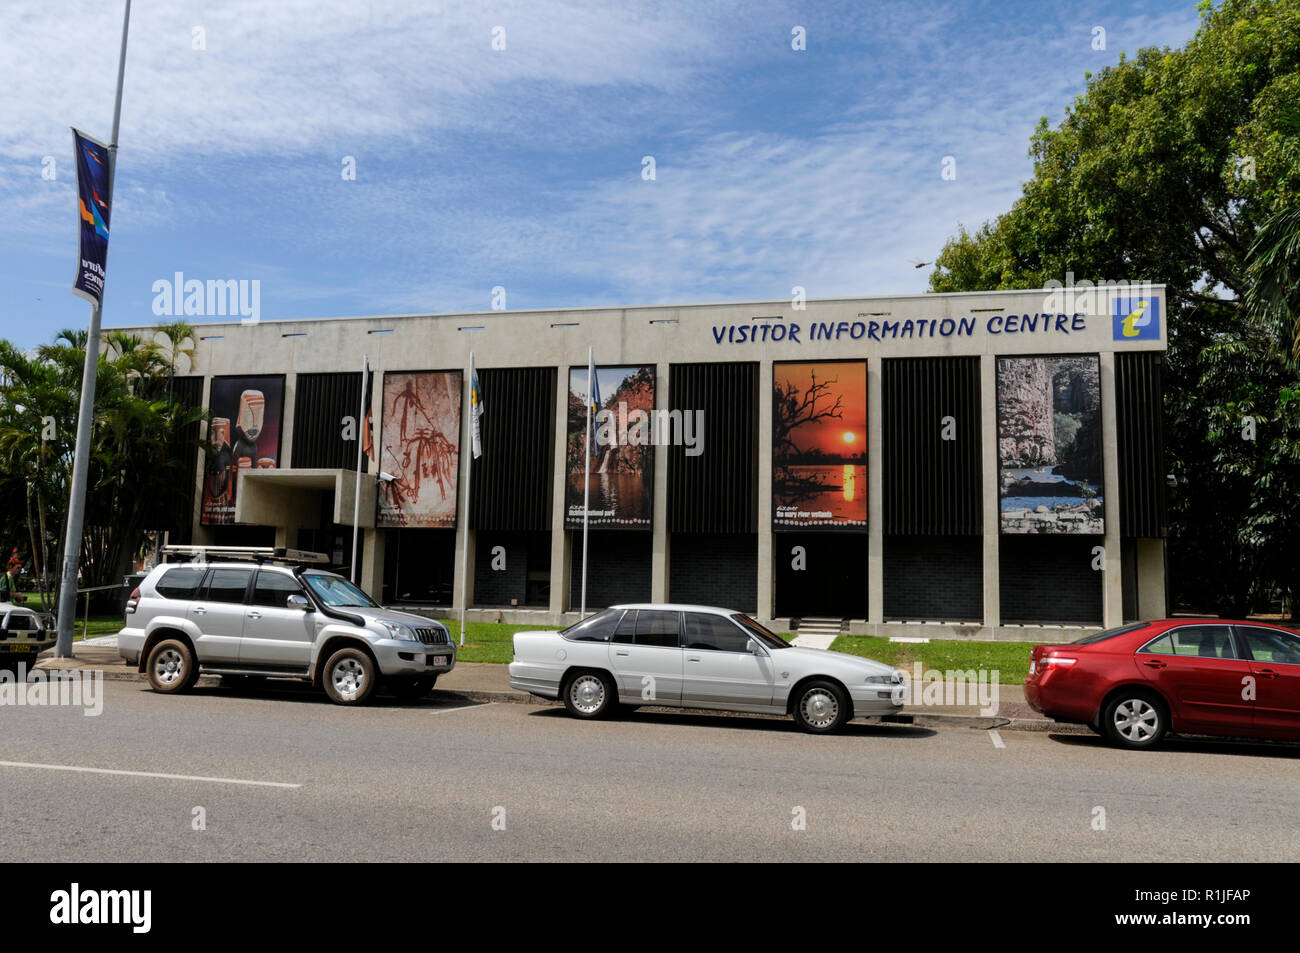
[989,729,1006,749]
[0,760,300,788]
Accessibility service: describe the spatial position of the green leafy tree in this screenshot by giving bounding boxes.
[0,324,207,611]
[928,0,1300,617]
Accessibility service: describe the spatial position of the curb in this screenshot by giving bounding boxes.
[31,660,1086,733]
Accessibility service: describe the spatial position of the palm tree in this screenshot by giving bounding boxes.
[1245,205,1300,368]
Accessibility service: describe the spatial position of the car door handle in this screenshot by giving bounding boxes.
[687,656,701,662]
[614,650,629,657]
[247,610,262,620]
[1258,668,1281,679]
[1143,659,1166,669]
[192,606,207,615]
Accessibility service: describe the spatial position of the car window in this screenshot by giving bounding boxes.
[251,571,304,608]
[1140,625,1236,659]
[1236,626,1300,666]
[683,613,751,652]
[155,567,204,600]
[611,609,638,644]
[562,608,624,642]
[634,610,680,648]
[203,569,252,604]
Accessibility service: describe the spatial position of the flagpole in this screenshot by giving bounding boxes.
[581,347,592,618]
[55,0,131,658]
[350,354,368,584]
[458,353,473,647]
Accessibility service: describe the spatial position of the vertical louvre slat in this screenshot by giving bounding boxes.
[668,362,757,534]
[470,367,556,531]
[882,356,981,535]
[1116,353,1166,538]
[292,372,372,471]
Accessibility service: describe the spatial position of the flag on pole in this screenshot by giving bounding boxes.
[361,357,375,461]
[470,353,485,459]
[71,128,113,305]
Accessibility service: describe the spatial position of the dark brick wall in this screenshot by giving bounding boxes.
[998,535,1103,624]
[883,535,982,621]
[569,532,652,609]
[773,532,869,617]
[668,533,757,612]
[474,531,550,607]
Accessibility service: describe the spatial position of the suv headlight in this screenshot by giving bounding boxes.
[377,620,416,640]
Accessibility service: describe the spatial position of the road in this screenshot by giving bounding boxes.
[2,679,1298,862]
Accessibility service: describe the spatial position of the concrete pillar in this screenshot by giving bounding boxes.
[549,366,571,614]
[756,358,774,621]
[1099,352,1124,627]
[980,354,1000,632]
[867,356,883,626]
[361,527,384,598]
[1136,537,1166,619]
[651,361,670,602]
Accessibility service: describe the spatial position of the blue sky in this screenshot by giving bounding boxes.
[1,0,1203,349]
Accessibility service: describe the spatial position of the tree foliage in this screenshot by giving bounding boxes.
[928,0,1299,617]
[0,324,207,610]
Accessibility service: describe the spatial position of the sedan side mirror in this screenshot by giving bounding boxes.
[746,639,760,654]
[286,594,312,611]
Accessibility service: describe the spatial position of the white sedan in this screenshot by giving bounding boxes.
[508,603,905,733]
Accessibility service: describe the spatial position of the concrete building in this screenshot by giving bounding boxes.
[116,286,1169,640]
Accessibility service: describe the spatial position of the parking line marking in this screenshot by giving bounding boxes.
[989,729,1006,749]
[0,760,301,788]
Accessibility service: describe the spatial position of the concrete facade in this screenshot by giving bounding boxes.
[114,286,1168,641]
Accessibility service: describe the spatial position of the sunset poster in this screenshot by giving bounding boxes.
[772,361,867,530]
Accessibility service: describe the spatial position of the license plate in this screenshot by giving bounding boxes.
[430,655,449,668]
[3,643,34,652]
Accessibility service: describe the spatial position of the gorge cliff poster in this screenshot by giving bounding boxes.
[996,355,1103,534]
[565,365,654,529]
[772,361,868,530]
[377,370,462,528]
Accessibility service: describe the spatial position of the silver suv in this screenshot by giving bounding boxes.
[118,549,455,705]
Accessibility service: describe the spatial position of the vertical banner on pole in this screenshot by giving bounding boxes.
[70,129,113,306]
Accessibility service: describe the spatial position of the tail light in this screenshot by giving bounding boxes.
[1040,654,1078,669]
[126,587,140,614]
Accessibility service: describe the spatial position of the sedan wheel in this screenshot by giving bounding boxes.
[793,680,850,733]
[1103,692,1166,748]
[563,672,614,719]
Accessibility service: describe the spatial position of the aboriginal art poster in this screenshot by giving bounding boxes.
[377,371,463,528]
[201,375,285,525]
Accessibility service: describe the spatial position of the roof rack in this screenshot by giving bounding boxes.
[161,545,331,566]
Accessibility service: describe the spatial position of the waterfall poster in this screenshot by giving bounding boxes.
[565,366,654,529]
[997,355,1104,534]
[772,361,867,530]
[200,375,285,525]
[377,371,463,528]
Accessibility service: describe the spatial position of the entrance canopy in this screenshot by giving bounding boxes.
[234,468,377,529]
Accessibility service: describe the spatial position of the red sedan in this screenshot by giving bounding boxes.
[1025,619,1300,749]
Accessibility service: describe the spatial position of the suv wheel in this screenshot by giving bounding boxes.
[147,639,196,694]
[322,647,376,705]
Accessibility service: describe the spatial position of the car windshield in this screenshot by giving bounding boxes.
[302,573,379,608]
[1069,622,1149,645]
[732,614,791,649]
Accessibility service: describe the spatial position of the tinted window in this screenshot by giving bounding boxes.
[204,569,251,604]
[634,610,680,648]
[684,613,751,652]
[733,614,791,650]
[1140,625,1236,659]
[251,571,304,608]
[1236,626,1300,665]
[612,609,638,644]
[562,609,625,643]
[156,567,204,600]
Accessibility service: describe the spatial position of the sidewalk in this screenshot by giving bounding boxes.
[34,644,1076,732]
